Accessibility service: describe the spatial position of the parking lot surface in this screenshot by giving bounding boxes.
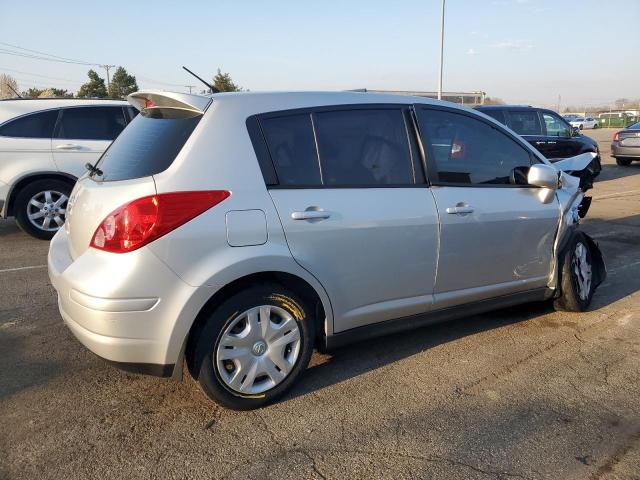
[1,128,639,480]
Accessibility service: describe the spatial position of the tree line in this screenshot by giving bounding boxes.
[0,67,242,99]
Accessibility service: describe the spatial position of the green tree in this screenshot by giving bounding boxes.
[23,87,44,98]
[108,66,138,99]
[212,68,241,92]
[77,69,107,98]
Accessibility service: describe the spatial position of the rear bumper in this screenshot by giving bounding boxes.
[48,228,215,376]
[611,143,640,158]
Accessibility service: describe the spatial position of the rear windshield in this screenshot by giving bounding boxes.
[95,108,202,182]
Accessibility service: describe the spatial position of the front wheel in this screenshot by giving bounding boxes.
[616,157,632,166]
[14,179,72,240]
[554,233,595,312]
[190,285,315,410]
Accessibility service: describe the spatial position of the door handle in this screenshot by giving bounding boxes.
[445,204,474,215]
[291,210,331,221]
[55,144,82,150]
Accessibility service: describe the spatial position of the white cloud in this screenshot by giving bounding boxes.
[466,48,477,55]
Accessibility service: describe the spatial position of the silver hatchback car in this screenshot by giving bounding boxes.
[49,91,605,410]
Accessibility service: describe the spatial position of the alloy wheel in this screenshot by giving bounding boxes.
[27,190,68,232]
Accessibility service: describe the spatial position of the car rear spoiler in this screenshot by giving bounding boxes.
[127,91,212,114]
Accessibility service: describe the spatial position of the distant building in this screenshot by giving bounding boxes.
[352,89,487,106]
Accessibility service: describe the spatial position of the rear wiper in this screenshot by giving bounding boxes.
[85,162,103,177]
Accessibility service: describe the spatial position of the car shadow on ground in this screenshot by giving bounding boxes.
[287,260,640,403]
[596,162,640,182]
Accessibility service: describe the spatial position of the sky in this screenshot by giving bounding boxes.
[1,0,638,108]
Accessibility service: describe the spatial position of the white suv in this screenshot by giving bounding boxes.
[0,99,137,238]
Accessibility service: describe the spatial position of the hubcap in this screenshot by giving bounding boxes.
[573,242,592,300]
[216,305,301,395]
[27,190,68,232]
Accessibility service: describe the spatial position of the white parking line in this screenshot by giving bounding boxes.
[0,264,47,274]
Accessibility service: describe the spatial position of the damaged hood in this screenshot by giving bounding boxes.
[552,152,596,173]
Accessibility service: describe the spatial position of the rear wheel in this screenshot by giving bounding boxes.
[616,157,632,166]
[554,232,595,312]
[14,179,72,240]
[190,284,315,410]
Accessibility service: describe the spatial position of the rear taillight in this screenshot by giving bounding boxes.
[613,131,621,141]
[144,98,156,109]
[90,190,230,253]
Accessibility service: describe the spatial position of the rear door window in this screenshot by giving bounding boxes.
[506,111,542,136]
[417,108,532,185]
[261,114,322,186]
[479,109,506,125]
[313,109,415,186]
[56,106,127,141]
[0,109,58,138]
[95,108,201,182]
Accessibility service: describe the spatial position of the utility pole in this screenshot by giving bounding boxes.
[437,0,446,100]
[100,64,116,91]
[557,94,561,113]
[186,85,195,94]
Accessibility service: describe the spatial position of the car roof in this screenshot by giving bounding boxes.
[475,104,533,110]
[203,90,476,117]
[0,98,129,125]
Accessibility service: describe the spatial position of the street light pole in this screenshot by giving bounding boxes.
[437,0,446,100]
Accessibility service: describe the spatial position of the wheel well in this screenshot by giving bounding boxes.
[184,271,327,375]
[6,173,76,217]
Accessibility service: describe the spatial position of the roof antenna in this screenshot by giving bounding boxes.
[7,84,22,98]
[182,66,219,94]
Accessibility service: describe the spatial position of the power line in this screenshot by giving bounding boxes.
[0,48,96,66]
[0,66,83,83]
[0,41,99,65]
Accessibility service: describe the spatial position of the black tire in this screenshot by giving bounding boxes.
[554,232,595,312]
[616,157,632,167]
[593,123,598,129]
[14,179,73,240]
[579,124,583,130]
[190,284,315,410]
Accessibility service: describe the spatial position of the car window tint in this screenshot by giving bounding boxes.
[480,109,505,125]
[418,109,532,185]
[314,109,414,186]
[95,108,201,182]
[56,106,126,140]
[507,111,542,135]
[261,114,321,186]
[542,113,571,138]
[0,109,58,138]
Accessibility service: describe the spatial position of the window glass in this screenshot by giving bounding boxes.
[543,113,571,138]
[261,114,321,186]
[56,106,126,140]
[314,109,414,186]
[418,109,532,185]
[480,109,506,125]
[95,108,201,182]
[0,110,58,138]
[507,111,542,135]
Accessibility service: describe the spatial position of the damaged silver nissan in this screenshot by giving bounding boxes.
[49,92,606,409]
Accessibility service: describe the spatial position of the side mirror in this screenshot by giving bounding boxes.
[571,126,580,136]
[528,163,559,190]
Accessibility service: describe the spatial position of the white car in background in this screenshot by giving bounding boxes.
[0,99,137,238]
[569,116,598,130]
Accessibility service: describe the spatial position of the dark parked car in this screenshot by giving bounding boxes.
[611,121,640,166]
[475,105,601,188]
